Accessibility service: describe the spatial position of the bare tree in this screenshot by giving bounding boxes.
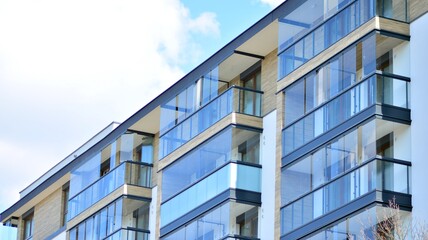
[361,198,428,240]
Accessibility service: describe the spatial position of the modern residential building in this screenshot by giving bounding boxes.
[1,0,428,239]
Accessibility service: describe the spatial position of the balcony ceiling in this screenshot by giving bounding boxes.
[236,20,278,57]
[219,21,278,82]
[128,106,160,134]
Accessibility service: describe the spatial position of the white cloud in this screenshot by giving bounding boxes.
[258,0,284,8]
[0,0,219,223]
[0,140,60,207]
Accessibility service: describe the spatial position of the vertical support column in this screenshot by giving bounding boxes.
[260,110,277,239]
[150,186,158,240]
[410,12,428,223]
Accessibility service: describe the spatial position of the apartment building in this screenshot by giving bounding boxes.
[1,0,428,239]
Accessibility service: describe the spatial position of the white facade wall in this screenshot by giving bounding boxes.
[149,186,157,240]
[260,110,276,240]
[410,12,428,223]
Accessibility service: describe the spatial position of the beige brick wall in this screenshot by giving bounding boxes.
[17,218,24,240]
[152,132,160,187]
[33,187,63,240]
[261,48,278,116]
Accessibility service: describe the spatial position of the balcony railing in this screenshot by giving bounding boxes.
[68,161,152,220]
[282,73,410,157]
[106,228,150,240]
[280,158,410,235]
[161,162,261,227]
[159,86,263,159]
[221,235,261,240]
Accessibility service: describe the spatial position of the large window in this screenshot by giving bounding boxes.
[242,69,262,116]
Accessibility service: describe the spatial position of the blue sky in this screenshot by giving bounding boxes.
[0,0,281,238]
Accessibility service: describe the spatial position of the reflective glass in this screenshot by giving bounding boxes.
[161,163,261,227]
[306,206,377,239]
[159,87,261,158]
[68,162,151,220]
[70,153,100,197]
[282,119,410,206]
[70,197,151,240]
[85,217,93,240]
[281,159,409,234]
[281,156,311,205]
[284,81,305,125]
[162,202,257,240]
[278,0,408,80]
[162,126,260,200]
[282,71,409,157]
[77,222,85,240]
[278,0,375,79]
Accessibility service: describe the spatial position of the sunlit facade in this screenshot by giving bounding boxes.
[1,0,428,239]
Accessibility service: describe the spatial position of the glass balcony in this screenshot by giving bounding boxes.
[278,0,409,79]
[162,201,260,240]
[282,118,410,205]
[282,73,410,157]
[70,197,150,240]
[106,228,150,240]
[162,126,260,201]
[68,161,152,220]
[304,205,411,240]
[161,162,261,227]
[280,158,410,235]
[159,86,263,159]
[69,132,154,199]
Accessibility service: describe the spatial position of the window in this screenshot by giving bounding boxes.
[100,160,110,177]
[242,69,261,116]
[23,211,34,240]
[237,207,259,238]
[238,136,260,164]
[62,183,70,226]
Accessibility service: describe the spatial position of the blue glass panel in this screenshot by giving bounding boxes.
[281,159,409,234]
[161,163,261,227]
[284,80,305,125]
